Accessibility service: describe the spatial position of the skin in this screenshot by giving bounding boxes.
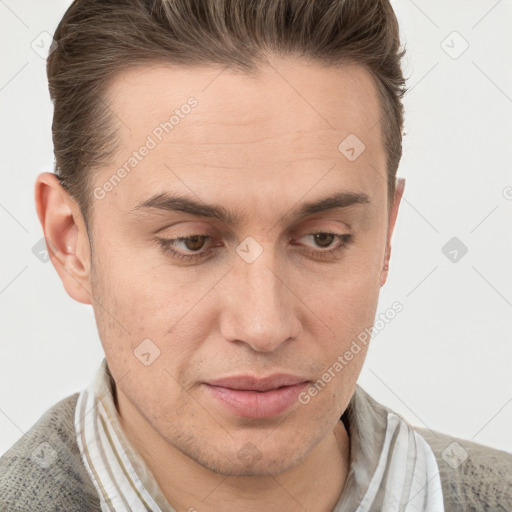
[35,56,405,512]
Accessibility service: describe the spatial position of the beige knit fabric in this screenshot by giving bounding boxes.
[1,386,511,511]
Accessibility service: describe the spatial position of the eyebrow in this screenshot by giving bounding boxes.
[130,190,370,225]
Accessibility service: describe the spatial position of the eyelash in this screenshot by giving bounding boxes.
[156,232,354,263]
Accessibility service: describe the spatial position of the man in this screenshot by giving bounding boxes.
[1,0,511,510]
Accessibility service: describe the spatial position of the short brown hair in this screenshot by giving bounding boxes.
[47,0,407,231]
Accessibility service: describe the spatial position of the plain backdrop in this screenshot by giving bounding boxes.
[1,0,511,457]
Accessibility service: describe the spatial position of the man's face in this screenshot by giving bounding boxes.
[78,58,397,475]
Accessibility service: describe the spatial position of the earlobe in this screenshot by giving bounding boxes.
[380,177,406,288]
[34,172,93,305]
[380,262,389,287]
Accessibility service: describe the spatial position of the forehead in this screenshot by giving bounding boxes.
[96,59,386,216]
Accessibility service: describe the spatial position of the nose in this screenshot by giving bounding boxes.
[218,245,302,353]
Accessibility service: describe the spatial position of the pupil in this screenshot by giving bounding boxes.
[185,236,205,251]
[315,233,334,248]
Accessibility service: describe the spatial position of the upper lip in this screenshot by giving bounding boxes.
[205,374,309,392]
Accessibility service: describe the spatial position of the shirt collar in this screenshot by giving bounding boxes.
[75,358,173,511]
[75,357,444,512]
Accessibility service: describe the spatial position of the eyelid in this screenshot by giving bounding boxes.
[156,229,354,264]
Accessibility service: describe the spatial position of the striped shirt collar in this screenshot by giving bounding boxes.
[75,358,173,511]
[75,358,445,511]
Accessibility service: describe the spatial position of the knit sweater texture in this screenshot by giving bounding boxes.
[1,388,511,511]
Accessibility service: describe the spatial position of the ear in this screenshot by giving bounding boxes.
[34,172,93,304]
[380,177,405,287]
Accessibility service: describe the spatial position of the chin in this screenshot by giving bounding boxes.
[209,452,304,477]
[185,437,311,477]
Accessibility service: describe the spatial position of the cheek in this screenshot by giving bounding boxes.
[332,235,385,320]
[299,258,382,338]
[90,245,218,383]
[92,234,192,323]
[290,240,382,384]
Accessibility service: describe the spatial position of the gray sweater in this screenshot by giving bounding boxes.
[1,389,512,511]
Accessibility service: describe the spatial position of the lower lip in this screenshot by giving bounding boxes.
[204,382,309,419]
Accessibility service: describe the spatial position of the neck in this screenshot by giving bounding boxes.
[117,391,350,512]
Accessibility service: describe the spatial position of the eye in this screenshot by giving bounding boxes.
[156,231,354,264]
[292,232,353,259]
[157,235,217,263]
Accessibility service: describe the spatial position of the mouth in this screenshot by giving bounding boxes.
[205,373,309,392]
[203,374,310,419]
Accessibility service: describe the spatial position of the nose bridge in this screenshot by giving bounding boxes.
[219,243,300,352]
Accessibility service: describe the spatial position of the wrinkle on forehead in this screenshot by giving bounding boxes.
[96,58,387,218]
[105,58,382,149]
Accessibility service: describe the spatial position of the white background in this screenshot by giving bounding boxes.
[1,0,511,457]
